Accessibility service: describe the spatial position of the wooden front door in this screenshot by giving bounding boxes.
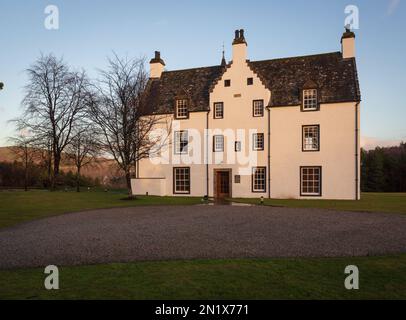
[215,170,230,198]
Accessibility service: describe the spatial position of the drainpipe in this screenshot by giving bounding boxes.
[206,110,209,197]
[355,101,360,200]
[266,105,271,199]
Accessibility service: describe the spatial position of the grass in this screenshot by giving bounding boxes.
[232,193,406,214]
[0,191,405,229]
[0,255,405,299]
[0,189,202,229]
[1,191,405,299]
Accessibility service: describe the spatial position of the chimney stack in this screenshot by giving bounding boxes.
[149,51,165,78]
[232,29,247,64]
[341,26,355,59]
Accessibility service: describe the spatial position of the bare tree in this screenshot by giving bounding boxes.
[15,54,90,189]
[89,54,168,195]
[66,123,100,192]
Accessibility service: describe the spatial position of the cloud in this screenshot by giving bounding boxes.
[387,0,400,15]
[361,136,405,150]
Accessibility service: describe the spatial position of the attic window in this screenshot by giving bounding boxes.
[247,78,253,85]
[214,102,224,119]
[176,99,188,118]
[224,79,231,87]
[253,100,264,117]
[302,89,318,111]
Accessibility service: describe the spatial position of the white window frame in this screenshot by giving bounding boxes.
[252,167,266,192]
[174,130,188,155]
[174,167,190,194]
[214,102,224,119]
[253,100,264,117]
[253,133,264,151]
[302,125,320,151]
[176,99,188,118]
[213,135,224,152]
[300,166,321,196]
[302,89,318,111]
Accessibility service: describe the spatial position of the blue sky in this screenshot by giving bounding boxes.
[0,0,405,148]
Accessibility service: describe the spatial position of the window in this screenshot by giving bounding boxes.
[253,133,264,151]
[213,135,224,152]
[302,125,320,151]
[247,77,253,85]
[234,175,241,183]
[174,130,188,155]
[224,79,231,87]
[176,99,188,118]
[300,166,321,196]
[252,167,266,192]
[253,100,264,117]
[235,141,241,152]
[214,102,224,119]
[302,89,318,111]
[173,167,190,194]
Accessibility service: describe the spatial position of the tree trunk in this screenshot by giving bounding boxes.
[125,171,132,196]
[24,166,28,192]
[24,147,29,191]
[76,167,81,192]
[52,154,61,190]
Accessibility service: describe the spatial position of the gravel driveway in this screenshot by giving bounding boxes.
[1,205,406,269]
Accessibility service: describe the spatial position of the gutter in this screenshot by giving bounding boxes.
[266,105,271,199]
[355,101,360,200]
[206,110,209,197]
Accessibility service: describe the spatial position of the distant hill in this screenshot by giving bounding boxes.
[0,146,125,187]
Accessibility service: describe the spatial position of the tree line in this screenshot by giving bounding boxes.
[0,160,100,190]
[7,53,168,194]
[361,143,406,192]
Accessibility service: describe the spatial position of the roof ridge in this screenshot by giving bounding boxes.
[250,51,341,64]
[162,65,223,74]
[161,51,341,74]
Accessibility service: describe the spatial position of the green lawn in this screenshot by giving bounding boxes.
[232,193,406,214]
[0,190,202,229]
[1,191,405,230]
[1,255,405,299]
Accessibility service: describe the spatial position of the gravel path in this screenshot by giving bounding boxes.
[1,205,406,269]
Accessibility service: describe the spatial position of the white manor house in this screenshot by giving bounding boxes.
[131,28,361,200]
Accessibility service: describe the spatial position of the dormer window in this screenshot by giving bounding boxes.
[176,99,188,119]
[302,89,318,111]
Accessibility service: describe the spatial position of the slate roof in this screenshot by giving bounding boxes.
[142,65,224,115]
[142,51,360,115]
[249,52,361,107]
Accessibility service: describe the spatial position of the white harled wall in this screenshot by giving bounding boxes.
[208,54,271,198]
[269,102,359,200]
